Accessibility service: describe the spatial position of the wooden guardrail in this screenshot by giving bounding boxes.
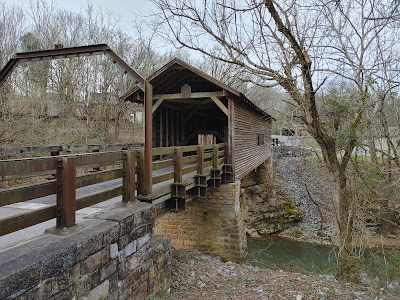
[0,150,136,236]
[0,143,143,157]
[0,143,226,236]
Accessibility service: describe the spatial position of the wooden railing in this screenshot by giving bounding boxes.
[0,143,226,236]
[0,143,143,157]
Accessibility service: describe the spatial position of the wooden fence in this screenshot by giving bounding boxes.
[0,143,225,236]
[0,143,143,157]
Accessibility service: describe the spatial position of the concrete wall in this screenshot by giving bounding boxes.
[0,202,171,300]
[155,182,247,262]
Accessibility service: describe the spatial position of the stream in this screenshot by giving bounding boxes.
[247,236,337,274]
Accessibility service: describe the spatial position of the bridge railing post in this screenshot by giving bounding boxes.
[174,147,183,183]
[122,150,136,202]
[213,145,219,169]
[56,156,76,228]
[137,149,146,195]
[224,143,231,165]
[197,145,204,175]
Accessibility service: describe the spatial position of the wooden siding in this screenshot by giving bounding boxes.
[233,100,271,181]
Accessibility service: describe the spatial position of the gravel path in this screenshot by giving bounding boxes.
[168,250,400,300]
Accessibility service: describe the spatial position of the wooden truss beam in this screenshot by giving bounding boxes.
[0,44,146,91]
[152,98,165,113]
[153,91,224,100]
[210,95,228,116]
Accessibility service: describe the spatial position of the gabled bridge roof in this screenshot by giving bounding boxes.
[122,58,273,120]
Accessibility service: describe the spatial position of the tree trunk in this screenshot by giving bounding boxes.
[337,170,353,257]
[335,168,360,281]
[367,126,378,165]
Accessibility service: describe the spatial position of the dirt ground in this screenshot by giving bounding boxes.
[167,250,400,300]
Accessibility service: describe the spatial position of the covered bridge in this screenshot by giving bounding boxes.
[123,58,273,183]
[0,44,272,299]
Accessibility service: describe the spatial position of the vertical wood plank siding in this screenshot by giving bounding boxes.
[233,100,272,181]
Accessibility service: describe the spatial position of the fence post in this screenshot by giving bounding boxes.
[137,149,146,195]
[123,150,136,202]
[197,145,204,175]
[56,156,76,228]
[174,147,183,183]
[224,143,231,165]
[213,145,219,169]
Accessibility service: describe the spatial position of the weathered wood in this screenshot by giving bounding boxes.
[174,147,183,183]
[152,97,165,113]
[153,91,224,100]
[153,147,175,156]
[76,185,122,210]
[204,144,216,150]
[228,98,236,178]
[137,150,146,195]
[0,181,56,207]
[180,110,185,145]
[224,143,231,164]
[204,152,213,160]
[210,95,228,116]
[183,164,197,175]
[233,100,271,181]
[176,110,181,145]
[76,169,123,188]
[204,160,213,168]
[0,157,57,177]
[170,109,175,146]
[153,159,174,170]
[144,80,153,196]
[181,84,191,98]
[182,155,197,164]
[0,205,57,236]
[123,150,136,202]
[213,145,219,169]
[153,144,199,156]
[159,108,164,147]
[166,107,169,147]
[74,151,123,167]
[197,145,205,175]
[56,156,76,228]
[0,170,55,182]
[0,146,61,156]
[0,143,143,156]
[153,172,174,184]
[0,168,122,207]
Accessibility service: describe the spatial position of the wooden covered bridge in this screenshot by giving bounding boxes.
[0,44,272,259]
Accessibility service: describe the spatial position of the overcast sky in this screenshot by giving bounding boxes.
[1,0,154,34]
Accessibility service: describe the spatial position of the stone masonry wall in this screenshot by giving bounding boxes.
[0,202,171,300]
[155,182,247,262]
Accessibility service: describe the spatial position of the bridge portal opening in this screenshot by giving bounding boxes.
[152,98,228,147]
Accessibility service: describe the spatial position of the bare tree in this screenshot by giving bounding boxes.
[148,0,400,276]
[0,0,158,146]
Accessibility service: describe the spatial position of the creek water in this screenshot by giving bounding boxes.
[247,236,337,274]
